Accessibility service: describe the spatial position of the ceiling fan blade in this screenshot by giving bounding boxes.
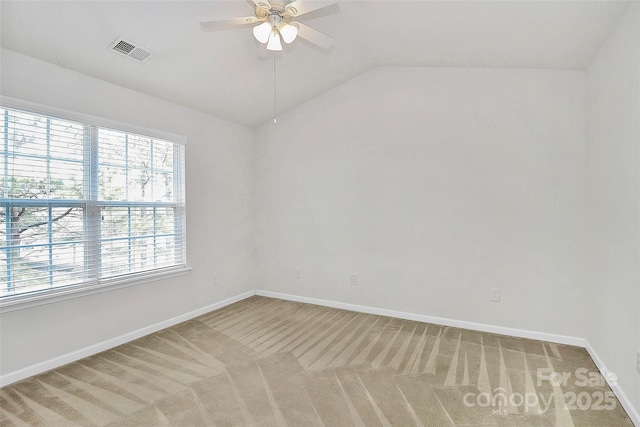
[251,0,272,12]
[293,22,334,49]
[200,16,260,31]
[284,0,336,18]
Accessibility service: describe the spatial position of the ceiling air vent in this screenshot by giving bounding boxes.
[108,37,151,63]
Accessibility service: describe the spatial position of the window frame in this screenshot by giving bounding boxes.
[0,96,189,313]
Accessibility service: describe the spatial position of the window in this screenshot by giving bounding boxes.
[0,105,186,302]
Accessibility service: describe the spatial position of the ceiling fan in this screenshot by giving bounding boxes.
[200,0,337,51]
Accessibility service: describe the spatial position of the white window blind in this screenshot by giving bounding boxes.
[0,106,186,299]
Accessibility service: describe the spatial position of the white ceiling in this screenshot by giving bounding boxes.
[0,1,632,128]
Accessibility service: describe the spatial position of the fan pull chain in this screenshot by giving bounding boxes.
[273,53,277,124]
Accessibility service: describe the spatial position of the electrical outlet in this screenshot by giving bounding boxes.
[351,275,358,286]
[636,348,640,374]
[213,275,218,285]
[490,288,500,302]
[295,270,301,279]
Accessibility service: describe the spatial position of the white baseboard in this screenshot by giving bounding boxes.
[584,341,640,426]
[255,290,585,346]
[0,290,256,387]
[256,289,639,426]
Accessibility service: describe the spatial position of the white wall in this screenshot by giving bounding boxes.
[254,66,589,339]
[586,3,640,410]
[0,48,255,376]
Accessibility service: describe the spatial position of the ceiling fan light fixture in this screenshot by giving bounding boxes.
[266,29,283,51]
[253,21,272,43]
[279,22,298,44]
[200,1,336,51]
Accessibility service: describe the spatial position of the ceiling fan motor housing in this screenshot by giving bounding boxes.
[256,1,296,22]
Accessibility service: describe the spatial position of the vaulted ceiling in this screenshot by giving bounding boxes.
[0,1,632,128]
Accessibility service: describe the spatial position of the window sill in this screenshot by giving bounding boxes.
[0,266,192,313]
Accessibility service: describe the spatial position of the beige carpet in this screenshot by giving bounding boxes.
[0,295,634,426]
